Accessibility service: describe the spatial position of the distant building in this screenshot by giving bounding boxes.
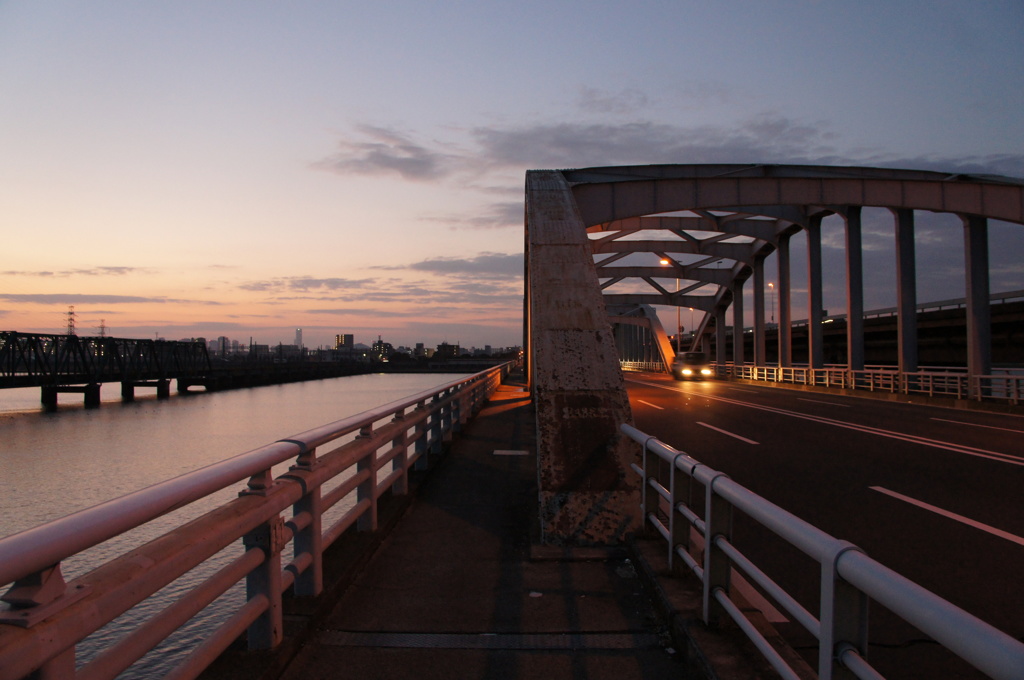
[414,343,426,358]
[372,335,393,362]
[294,328,303,349]
[335,334,354,350]
[435,342,460,360]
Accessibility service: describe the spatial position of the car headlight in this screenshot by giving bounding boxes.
[682,368,693,376]
[701,368,712,376]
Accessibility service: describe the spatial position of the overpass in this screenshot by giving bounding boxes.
[524,164,1024,545]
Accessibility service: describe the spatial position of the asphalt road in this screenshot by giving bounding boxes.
[624,372,1024,679]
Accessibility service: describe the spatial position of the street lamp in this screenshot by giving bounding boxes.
[661,258,680,352]
[768,282,775,326]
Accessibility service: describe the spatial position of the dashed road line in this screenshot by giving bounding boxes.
[870,486,1024,546]
[636,399,665,410]
[697,422,759,445]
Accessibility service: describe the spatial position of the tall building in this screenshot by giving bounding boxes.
[335,334,354,350]
[372,335,393,361]
[294,328,303,349]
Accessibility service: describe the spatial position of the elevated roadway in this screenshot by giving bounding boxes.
[625,371,1024,677]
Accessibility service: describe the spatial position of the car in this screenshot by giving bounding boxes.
[671,351,714,380]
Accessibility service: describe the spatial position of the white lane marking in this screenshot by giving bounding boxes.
[729,388,758,393]
[697,422,759,445]
[798,398,851,408]
[636,399,665,410]
[870,486,1024,547]
[625,378,1024,467]
[931,417,1024,434]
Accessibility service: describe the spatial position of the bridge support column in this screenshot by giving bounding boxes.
[526,170,638,546]
[962,215,992,396]
[714,307,727,368]
[41,386,58,410]
[732,278,745,365]
[777,232,792,367]
[894,209,919,374]
[806,215,824,369]
[843,207,865,371]
[753,257,767,366]
[121,382,135,402]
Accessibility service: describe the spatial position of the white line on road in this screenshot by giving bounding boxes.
[870,486,1024,546]
[636,399,665,410]
[931,417,1024,434]
[729,388,758,393]
[626,377,1024,467]
[697,422,759,445]
[798,398,851,407]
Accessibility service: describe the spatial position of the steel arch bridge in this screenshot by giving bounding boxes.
[524,163,1024,543]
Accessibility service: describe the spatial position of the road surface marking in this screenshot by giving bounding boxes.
[870,486,1024,546]
[636,399,665,410]
[626,377,1024,467]
[931,417,1024,434]
[729,388,758,393]
[697,422,759,445]
[798,398,851,407]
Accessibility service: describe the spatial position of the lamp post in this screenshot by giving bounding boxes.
[768,282,775,326]
[660,259,681,352]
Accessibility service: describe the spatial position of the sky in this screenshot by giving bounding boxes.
[1,1,1022,350]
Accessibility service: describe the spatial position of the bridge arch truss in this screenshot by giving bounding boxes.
[524,164,1023,542]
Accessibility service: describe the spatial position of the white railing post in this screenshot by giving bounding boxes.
[391,410,409,495]
[702,473,732,626]
[286,444,322,597]
[818,543,869,679]
[242,514,286,650]
[413,399,430,470]
[356,425,377,532]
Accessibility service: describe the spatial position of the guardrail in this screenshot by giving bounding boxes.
[725,364,1023,405]
[0,363,512,680]
[623,424,1024,680]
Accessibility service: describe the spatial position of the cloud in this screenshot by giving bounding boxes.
[320,115,1024,187]
[239,276,376,293]
[314,124,458,181]
[378,252,523,278]
[576,86,651,116]
[422,201,522,230]
[2,267,151,277]
[0,293,217,305]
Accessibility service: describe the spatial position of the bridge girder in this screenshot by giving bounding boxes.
[526,163,1024,546]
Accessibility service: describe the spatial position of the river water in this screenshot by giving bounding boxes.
[0,372,470,677]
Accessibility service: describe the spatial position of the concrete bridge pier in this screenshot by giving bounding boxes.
[120,379,172,402]
[41,383,101,410]
[525,170,640,546]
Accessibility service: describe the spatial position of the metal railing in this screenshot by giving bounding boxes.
[0,363,512,680]
[724,364,1023,405]
[623,424,1024,680]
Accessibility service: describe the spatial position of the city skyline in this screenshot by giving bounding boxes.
[2,2,1021,349]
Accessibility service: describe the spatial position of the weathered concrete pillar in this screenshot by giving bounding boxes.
[526,170,639,546]
[731,277,745,365]
[777,232,792,367]
[806,215,824,369]
[753,257,767,366]
[893,208,918,373]
[715,306,727,367]
[843,207,865,371]
[962,215,992,391]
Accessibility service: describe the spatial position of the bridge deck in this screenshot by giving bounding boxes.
[200,380,765,680]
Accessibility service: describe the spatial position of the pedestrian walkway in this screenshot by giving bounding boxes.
[274,379,692,679]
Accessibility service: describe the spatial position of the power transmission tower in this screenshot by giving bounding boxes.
[66,306,76,336]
